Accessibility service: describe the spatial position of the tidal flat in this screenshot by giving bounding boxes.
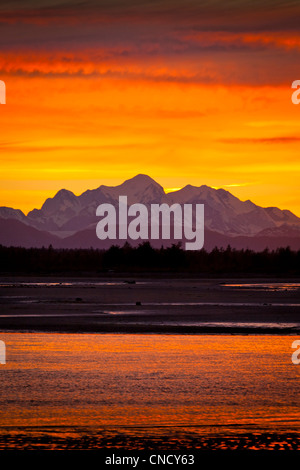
[0,277,299,334]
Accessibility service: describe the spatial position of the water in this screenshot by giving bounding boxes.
[1,281,299,291]
[0,281,145,288]
[222,283,300,291]
[0,333,300,449]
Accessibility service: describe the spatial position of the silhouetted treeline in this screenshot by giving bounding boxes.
[0,243,299,276]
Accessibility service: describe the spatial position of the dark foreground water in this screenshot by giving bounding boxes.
[0,333,300,450]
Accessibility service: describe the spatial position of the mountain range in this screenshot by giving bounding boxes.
[1,174,300,251]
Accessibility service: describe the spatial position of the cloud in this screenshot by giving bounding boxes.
[219,137,300,144]
[0,142,159,153]
[212,182,257,189]
[0,1,299,88]
[1,1,300,29]
[1,1,300,35]
[180,31,300,53]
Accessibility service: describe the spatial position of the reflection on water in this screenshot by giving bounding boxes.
[2,281,300,291]
[103,301,300,307]
[0,333,300,449]
[1,314,300,332]
[223,283,300,291]
[103,319,300,330]
[0,281,145,288]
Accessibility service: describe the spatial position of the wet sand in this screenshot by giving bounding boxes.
[0,427,299,450]
[0,277,300,334]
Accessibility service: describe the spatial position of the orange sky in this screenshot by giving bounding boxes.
[0,1,300,216]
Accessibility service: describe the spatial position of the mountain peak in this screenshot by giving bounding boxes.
[132,174,155,182]
[117,174,163,191]
[167,184,204,203]
[122,174,163,189]
[27,188,80,223]
[106,174,164,205]
[54,188,76,199]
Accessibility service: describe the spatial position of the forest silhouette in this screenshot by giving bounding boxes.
[0,242,299,276]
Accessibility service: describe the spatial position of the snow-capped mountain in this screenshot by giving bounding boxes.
[1,174,300,249]
[24,175,167,233]
[166,184,299,236]
[0,206,28,225]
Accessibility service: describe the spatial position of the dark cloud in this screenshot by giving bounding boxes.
[1,1,299,87]
[1,0,300,32]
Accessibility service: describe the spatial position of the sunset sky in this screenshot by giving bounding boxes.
[0,0,300,215]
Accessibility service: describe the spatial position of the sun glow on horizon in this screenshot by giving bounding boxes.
[0,1,300,217]
[164,187,183,194]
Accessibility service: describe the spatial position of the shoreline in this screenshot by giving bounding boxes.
[1,325,300,335]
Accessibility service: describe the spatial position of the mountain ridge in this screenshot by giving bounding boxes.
[1,174,300,250]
